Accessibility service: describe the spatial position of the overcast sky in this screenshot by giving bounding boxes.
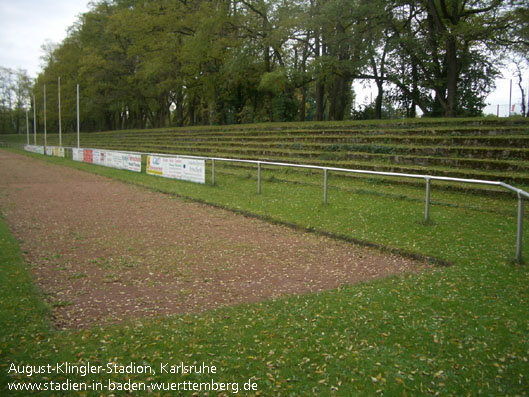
[0,0,90,77]
[0,0,525,116]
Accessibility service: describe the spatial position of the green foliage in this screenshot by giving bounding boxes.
[25,0,526,133]
[375,0,512,117]
[0,67,32,135]
[0,216,51,393]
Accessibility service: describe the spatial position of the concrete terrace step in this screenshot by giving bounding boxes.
[75,141,529,186]
[80,139,529,161]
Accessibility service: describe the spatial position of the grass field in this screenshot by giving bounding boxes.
[1,117,529,395]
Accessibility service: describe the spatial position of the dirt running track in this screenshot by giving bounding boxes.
[0,151,423,329]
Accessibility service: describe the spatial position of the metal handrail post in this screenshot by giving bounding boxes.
[211,159,215,185]
[324,168,328,204]
[517,194,524,263]
[257,162,261,194]
[425,177,431,222]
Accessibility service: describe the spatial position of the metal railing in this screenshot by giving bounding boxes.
[3,142,528,263]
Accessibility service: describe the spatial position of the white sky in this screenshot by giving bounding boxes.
[0,0,90,77]
[0,0,526,117]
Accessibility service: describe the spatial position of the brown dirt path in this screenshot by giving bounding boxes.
[0,150,423,329]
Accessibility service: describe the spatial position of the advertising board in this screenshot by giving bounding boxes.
[147,155,205,184]
[72,148,83,162]
[72,148,141,172]
[45,146,65,158]
[24,145,45,155]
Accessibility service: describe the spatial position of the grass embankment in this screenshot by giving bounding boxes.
[1,147,529,395]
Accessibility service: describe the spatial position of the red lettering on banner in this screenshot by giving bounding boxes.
[83,149,93,163]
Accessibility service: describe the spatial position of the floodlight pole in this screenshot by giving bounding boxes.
[76,84,80,148]
[58,77,62,146]
[25,109,29,145]
[33,95,36,145]
[43,85,47,153]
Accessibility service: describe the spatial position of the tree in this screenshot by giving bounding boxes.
[388,0,509,116]
[507,2,529,117]
[32,0,529,129]
[512,60,527,117]
[0,67,32,134]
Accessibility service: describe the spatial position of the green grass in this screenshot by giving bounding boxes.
[1,146,529,395]
[0,213,52,392]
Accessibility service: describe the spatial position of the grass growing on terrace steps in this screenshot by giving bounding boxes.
[7,116,529,186]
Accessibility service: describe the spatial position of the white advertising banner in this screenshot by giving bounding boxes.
[72,148,141,173]
[24,144,45,155]
[45,146,65,158]
[147,155,205,184]
[106,151,142,173]
[72,148,84,162]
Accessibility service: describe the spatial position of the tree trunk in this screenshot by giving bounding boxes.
[329,74,348,121]
[300,86,306,122]
[410,62,418,118]
[516,68,526,117]
[299,39,309,122]
[374,79,383,119]
[176,88,184,126]
[314,28,325,121]
[445,36,458,117]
